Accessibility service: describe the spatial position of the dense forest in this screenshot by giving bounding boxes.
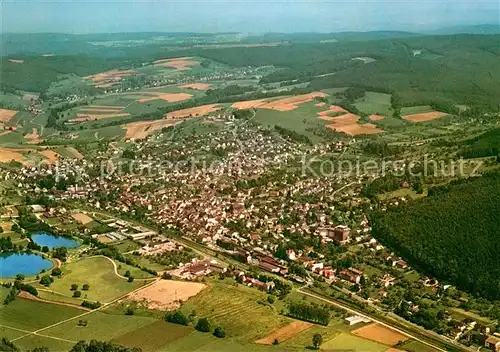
[370,172,500,300]
[458,128,500,159]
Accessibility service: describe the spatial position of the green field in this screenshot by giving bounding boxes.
[47,256,147,303]
[253,102,332,143]
[179,280,290,342]
[401,105,434,115]
[320,332,387,352]
[0,297,82,331]
[354,92,393,116]
[42,310,155,342]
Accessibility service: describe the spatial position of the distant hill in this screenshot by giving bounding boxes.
[425,24,500,35]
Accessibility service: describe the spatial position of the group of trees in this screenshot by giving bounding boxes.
[287,302,330,325]
[165,312,225,338]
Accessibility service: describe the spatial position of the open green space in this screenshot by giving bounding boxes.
[0,297,82,331]
[354,92,393,116]
[179,280,290,342]
[320,332,387,352]
[401,105,434,115]
[42,310,155,342]
[47,256,146,303]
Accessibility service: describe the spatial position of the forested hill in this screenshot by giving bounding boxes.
[370,173,500,300]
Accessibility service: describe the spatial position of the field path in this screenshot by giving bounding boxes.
[96,255,155,281]
[0,325,77,344]
[11,278,159,343]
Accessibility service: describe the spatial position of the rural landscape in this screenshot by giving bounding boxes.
[1,2,500,352]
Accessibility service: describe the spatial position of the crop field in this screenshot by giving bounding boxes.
[154,57,200,71]
[112,320,192,352]
[0,108,18,123]
[402,111,448,123]
[122,119,180,140]
[321,332,388,352]
[352,323,409,346]
[179,281,290,342]
[47,256,147,303]
[127,280,206,310]
[354,92,393,116]
[1,297,82,331]
[255,321,312,345]
[41,310,156,342]
[165,104,222,119]
[400,105,434,115]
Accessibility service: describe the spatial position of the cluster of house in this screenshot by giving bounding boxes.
[169,258,226,280]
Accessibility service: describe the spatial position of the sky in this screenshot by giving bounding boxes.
[1,0,499,34]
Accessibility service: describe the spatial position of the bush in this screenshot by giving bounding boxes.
[81,300,101,309]
[71,284,79,291]
[127,276,134,283]
[82,284,90,291]
[213,326,225,338]
[195,318,211,332]
[73,290,82,298]
[51,267,62,276]
[165,311,189,326]
[273,339,279,345]
[267,295,275,304]
[125,307,135,316]
[161,272,172,280]
[39,275,53,287]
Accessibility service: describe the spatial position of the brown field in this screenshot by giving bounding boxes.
[385,349,406,352]
[352,323,409,346]
[231,99,270,110]
[255,321,312,345]
[84,69,136,87]
[72,213,93,225]
[69,113,130,123]
[322,112,384,136]
[24,128,42,144]
[123,119,178,140]
[181,83,211,91]
[260,92,327,111]
[232,92,327,112]
[137,92,193,103]
[65,146,84,159]
[369,114,385,121]
[0,109,17,123]
[39,150,60,163]
[317,105,348,117]
[0,148,26,164]
[154,57,200,71]
[402,111,448,122]
[165,104,221,119]
[8,59,24,64]
[127,280,206,310]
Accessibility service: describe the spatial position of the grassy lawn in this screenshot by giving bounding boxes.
[111,239,142,253]
[42,311,155,342]
[179,280,290,343]
[48,256,146,303]
[0,297,82,331]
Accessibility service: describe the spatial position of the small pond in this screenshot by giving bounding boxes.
[31,232,80,250]
[0,253,53,278]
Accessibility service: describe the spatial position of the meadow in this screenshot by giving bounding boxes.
[46,256,148,303]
